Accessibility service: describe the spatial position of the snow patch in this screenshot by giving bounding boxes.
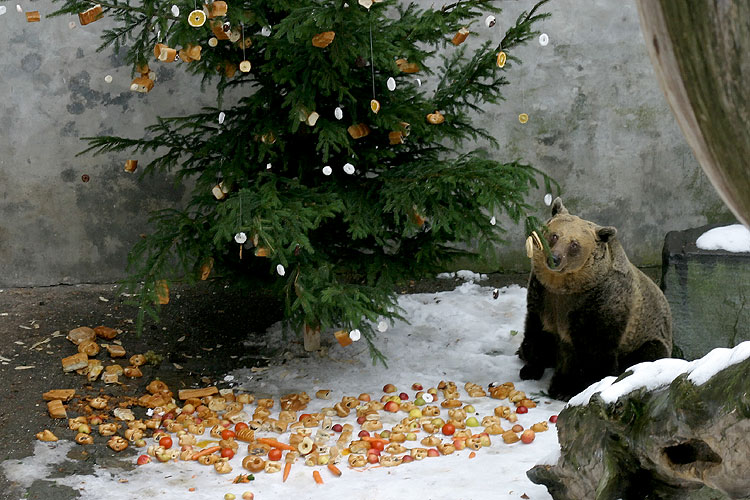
[696,224,750,253]
[436,270,488,282]
[568,341,750,406]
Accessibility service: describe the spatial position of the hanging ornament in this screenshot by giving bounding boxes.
[234,232,247,244]
[334,107,344,120]
[206,1,227,18]
[179,45,202,62]
[276,264,286,276]
[349,329,361,341]
[322,166,332,176]
[218,112,226,124]
[261,26,272,37]
[124,160,138,173]
[422,393,434,403]
[239,60,251,72]
[518,113,529,124]
[266,163,272,169]
[170,5,179,17]
[490,216,497,226]
[187,9,206,27]
[306,111,320,126]
[386,77,396,91]
[343,163,355,175]
[395,58,419,73]
[370,99,380,114]
[539,33,549,46]
[78,4,103,25]
[22,10,43,22]
[104,74,113,83]
[451,27,470,46]
[485,15,496,28]
[496,51,507,68]
[544,193,553,206]
[416,78,422,86]
[311,31,335,48]
[377,321,388,332]
[388,131,404,145]
[347,123,370,139]
[426,111,445,124]
[16,4,23,13]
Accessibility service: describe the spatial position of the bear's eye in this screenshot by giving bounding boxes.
[568,241,580,256]
[549,234,558,246]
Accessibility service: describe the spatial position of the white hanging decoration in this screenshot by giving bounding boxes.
[544,193,553,206]
[276,264,286,276]
[490,216,497,226]
[485,15,496,28]
[377,320,388,332]
[104,75,113,83]
[218,112,226,124]
[334,106,344,120]
[343,162,355,175]
[386,77,396,91]
[261,26,272,37]
[422,393,434,403]
[349,329,361,341]
[416,78,422,87]
[539,33,549,46]
[16,4,22,13]
[234,232,247,244]
[322,166,332,176]
[170,4,179,17]
[266,163,272,170]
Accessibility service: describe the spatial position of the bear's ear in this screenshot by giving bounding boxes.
[551,197,568,217]
[596,226,617,242]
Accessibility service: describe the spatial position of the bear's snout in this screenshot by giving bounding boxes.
[551,253,563,268]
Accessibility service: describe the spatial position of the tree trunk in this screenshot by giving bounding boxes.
[635,1,750,227]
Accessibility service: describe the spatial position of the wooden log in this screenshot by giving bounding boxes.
[635,0,750,227]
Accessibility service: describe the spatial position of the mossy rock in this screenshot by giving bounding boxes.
[528,348,750,499]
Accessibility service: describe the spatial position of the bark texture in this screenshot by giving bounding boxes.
[528,358,750,499]
[635,0,750,227]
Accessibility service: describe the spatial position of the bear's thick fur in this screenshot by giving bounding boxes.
[518,198,672,400]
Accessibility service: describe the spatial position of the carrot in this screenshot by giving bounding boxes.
[361,436,389,445]
[327,464,342,477]
[283,462,292,482]
[257,437,296,452]
[191,446,220,460]
[312,470,324,485]
[469,451,476,459]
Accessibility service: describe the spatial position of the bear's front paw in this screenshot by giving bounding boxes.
[520,364,545,381]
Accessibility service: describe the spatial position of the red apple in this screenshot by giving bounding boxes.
[549,415,558,424]
[521,429,535,444]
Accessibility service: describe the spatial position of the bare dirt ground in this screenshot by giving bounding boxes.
[0,274,528,500]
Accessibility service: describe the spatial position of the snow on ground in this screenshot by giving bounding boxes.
[696,224,750,253]
[3,280,565,500]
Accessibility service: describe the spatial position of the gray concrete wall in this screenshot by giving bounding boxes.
[0,0,733,287]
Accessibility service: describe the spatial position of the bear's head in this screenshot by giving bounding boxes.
[531,198,618,291]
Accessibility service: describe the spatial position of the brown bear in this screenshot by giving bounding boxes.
[518,198,672,400]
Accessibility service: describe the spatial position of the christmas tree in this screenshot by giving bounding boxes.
[51,0,555,364]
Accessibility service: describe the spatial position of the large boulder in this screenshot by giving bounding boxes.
[528,342,750,500]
